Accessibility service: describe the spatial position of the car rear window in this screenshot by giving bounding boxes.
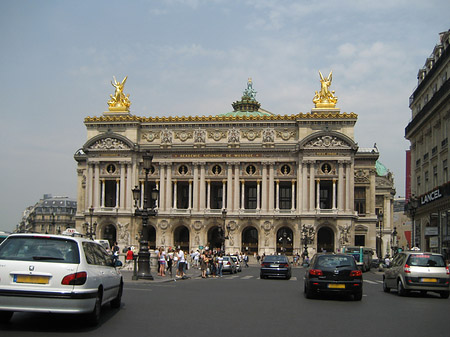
[407,254,445,267]
[0,236,80,264]
[263,256,288,263]
[317,255,356,268]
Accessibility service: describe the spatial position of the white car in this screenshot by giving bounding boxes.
[0,233,123,325]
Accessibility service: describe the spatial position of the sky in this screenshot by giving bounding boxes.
[0,0,449,232]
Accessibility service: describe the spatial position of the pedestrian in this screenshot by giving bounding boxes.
[217,253,224,277]
[158,247,166,276]
[125,247,134,271]
[177,247,185,278]
[243,253,249,267]
[167,247,174,277]
[112,242,120,264]
[200,251,208,278]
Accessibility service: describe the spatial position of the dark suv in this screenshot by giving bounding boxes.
[304,253,363,300]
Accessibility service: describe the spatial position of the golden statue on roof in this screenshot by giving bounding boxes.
[108,76,131,111]
[313,71,338,108]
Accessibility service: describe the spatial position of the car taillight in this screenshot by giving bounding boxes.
[404,264,411,273]
[62,272,87,285]
[281,263,289,267]
[446,266,449,275]
[226,262,231,266]
[350,270,362,277]
[309,269,323,276]
[261,262,269,267]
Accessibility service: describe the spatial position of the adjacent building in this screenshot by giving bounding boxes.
[405,29,450,260]
[74,73,395,256]
[17,194,77,234]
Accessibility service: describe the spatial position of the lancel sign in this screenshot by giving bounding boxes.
[421,188,443,205]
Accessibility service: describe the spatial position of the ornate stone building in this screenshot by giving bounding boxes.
[74,74,394,257]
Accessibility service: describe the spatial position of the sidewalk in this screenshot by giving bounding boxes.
[120,265,202,283]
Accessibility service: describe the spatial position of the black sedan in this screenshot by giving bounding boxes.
[260,255,291,280]
[304,253,363,300]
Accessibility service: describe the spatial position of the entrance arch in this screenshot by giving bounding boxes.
[317,226,334,253]
[208,226,224,250]
[174,226,190,252]
[102,224,117,248]
[276,227,293,255]
[242,226,258,254]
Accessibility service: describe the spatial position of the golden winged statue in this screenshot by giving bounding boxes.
[312,71,338,108]
[108,76,131,111]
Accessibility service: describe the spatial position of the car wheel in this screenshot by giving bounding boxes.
[383,278,390,293]
[260,274,265,279]
[87,291,102,326]
[0,311,13,324]
[110,281,123,309]
[439,291,449,299]
[353,291,363,301]
[397,279,407,297]
[304,283,315,299]
[286,273,291,280]
[420,290,427,296]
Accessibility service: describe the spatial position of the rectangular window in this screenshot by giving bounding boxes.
[433,166,438,187]
[176,182,189,209]
[444,160,448,183]
[354,235,365,246]
[423,153,429,161]
[279,182,292,210]
[104,180,117,207]
[354,187,366,215]
[245,183,257,209]
[210,182,223,209]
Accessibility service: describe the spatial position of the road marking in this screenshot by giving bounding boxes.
[290,277,298,281]
[364,280,378,284]
[241,275,254,280]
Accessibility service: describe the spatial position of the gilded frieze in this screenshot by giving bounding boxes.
[276,128,295,141]
[174,130,193,142]
[208,129,227,141]
[142,131,160,142]
[241,129,261,141]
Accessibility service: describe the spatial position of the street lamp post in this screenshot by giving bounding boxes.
[392,226,398,256]
[377,211,384,259]
[301,225,314,262]
[406,195,419,249]
[132,153,158,280]
[83,206,97,239]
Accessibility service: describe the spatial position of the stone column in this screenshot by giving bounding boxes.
[257,180,261,210]
[101,179,105,208]
[234,164,240,210]
[87,163,93,209]
[193,164,199,211]
[227,163,233,211]
[309,162,315,212]
[159,164,166,211]
[338,161,344,211]
[316,179,320,210]
[302,161,308,211]
[155,180,160,209]
[345,162,351,212]
[297,161,302,212]
[94,164,100,209]
[350,161,355,212]
[166,164,172,212]
[140,181,144,209]
[222,180,226,210]
[291,180,296,211]
[369,170,376,215]
[206,180,211,210]
[262,164,268,211]
[269,163,274,211]
[332,179,337,210]
[173,180,178,209]
[126,163,132,210]
[120,163,125,209]
[200,163,206,211]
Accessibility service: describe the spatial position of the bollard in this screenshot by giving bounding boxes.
[132,256,138,280]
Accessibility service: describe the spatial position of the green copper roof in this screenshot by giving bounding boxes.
[219,109,274,118]
[376,160,389,176]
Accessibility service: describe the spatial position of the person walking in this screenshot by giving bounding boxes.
[217,253,224,277]
[125,247,134,271]
[177,247,185,278]
[158,247,166,276]
[200,251,208,278]
[167,247,174,277]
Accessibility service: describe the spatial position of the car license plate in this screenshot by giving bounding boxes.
[328,284,345,289]
[270,264,279,268]
[421,278,437,283]
[14,275,49,284]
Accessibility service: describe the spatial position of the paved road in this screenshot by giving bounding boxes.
[1,266,448,337]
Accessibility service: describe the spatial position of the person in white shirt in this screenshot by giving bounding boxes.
[177,248,185,277]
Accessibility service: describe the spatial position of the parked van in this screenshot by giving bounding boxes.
[94,239,111,254]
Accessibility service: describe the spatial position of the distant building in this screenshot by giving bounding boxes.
[392,197,411,250]
[405,29,450,259]
[17,194,77,234]
[74,74,394,256]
